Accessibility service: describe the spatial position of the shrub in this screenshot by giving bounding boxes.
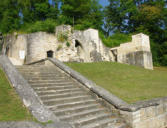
[66,42,70,47]
[57,45,62,51]
[57,32,68,42]
[162,54,167,66]
[99,32,131,48]
[22,19,57,33]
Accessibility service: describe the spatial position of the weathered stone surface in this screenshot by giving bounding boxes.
[2,25,153,69]
[111,33,153,70]
[3,25,112,65]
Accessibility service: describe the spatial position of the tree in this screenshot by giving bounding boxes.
[105,0,167,65]
[61,0,103,30]
[0,0,20,33]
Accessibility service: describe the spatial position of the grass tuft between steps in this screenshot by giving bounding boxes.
[66,62,167,103]
[0,67,33,121]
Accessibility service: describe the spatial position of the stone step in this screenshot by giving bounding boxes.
[21,72,64,75]
[26,77,68,81]
[104,123,128,128]
[74,113,115,127]
[47,100,97,110]
[28,78,67,82]
[33,85,77,91]
[43,95,92,106]
[36,88,83,96]
[53,103,100,116]
[81,117,117,128]
[40,91,87,101]
[17,68,59,72]
[42,93,90,102]
[28,80,72,84]
[18,71,62,75]
[30,83,78,88]
[26,77,66,81]
[16,66,58,69]
[30,83,77,88]
[28,79,70,84]
[60,108,107,122]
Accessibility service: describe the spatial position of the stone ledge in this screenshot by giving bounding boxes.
[0,55,72,128]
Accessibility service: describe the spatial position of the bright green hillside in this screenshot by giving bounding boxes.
[67,62,167,103]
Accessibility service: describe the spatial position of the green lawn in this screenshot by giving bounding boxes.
[66,62,167,103]
[0,68,33,121]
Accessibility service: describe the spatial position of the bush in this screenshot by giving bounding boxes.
[21,19,58,33]
[57,45,62,51]
[57,32,68,42]
[162,54,167,66]
[66,42,70,47]
[99,32,131,47]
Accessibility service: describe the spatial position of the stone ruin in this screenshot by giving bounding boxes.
[110,33,153,70]
[2,25,153,69]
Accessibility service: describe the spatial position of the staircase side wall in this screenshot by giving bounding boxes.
[120,99,167,128]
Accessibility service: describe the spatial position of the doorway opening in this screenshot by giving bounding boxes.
[47,50,54,58]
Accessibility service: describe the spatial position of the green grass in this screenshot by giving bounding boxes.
[0,68,33,121]
[66,62,167,103]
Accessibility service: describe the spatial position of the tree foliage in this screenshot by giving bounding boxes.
[105,0,167,66]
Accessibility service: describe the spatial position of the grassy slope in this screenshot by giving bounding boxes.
[0,68,33,121]
[66,62,167,103]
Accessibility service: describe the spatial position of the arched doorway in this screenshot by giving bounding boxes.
[47,50,54,58]
[75,40,83,56]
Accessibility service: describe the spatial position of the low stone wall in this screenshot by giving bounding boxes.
[120,98,167,128]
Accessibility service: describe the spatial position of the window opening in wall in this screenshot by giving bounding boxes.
[47,50,54,58]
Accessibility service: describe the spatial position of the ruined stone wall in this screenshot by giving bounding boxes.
[3,34,27,65]
[111,33,153,70]
[2,25,153,69]
[3,25,112,65]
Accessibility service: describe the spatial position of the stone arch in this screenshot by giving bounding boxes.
[47,50,54,58]
[75,40,82,48]
[74,39,85,61]
[75,40,83,56]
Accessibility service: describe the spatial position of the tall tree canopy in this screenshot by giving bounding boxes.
[0,0,103,32]
[61,0,103,30]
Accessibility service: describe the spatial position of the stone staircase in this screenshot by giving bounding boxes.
[16,65,129,128]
